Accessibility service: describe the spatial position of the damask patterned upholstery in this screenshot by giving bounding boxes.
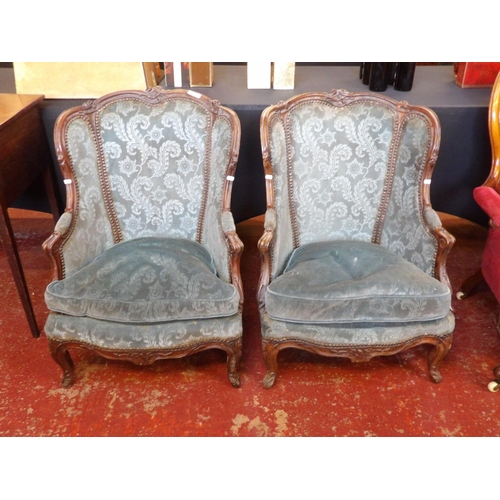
[266,241,451,324]
[45,238,240,323]
[43,88,243,388]
[258,90,456,388]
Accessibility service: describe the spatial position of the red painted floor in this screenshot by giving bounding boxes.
[1,209,499,437]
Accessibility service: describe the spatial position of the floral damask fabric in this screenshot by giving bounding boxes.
[266,241,450,324]
[46,237,239,323]
[288,101,395,245]
[201,117,233,282]
[46,93,242,359]
[268,100,442,280]
[260,311,455,346]
[380,115,437,274]
[62,118,115,277]
[100,99,209,241]
[269,116,294,280]
[262,98,452,349]
[45,312,242,349]
[59,97,237,286]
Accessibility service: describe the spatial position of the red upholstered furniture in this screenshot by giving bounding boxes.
[474,186,500,302]
[457,72,500,392]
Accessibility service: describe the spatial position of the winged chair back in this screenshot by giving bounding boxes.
[49,88,239,285]
[43,88,244,388]
[261,89,450,283]
[258,89,455,388]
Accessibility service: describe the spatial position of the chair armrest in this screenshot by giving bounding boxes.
[257,208,277,308]
[221,211,244,308]
[42,211,74,282]
[263,208,277,231]
[474,186,500,227]
[221,211,236,233]
[424,207,442,230]
[422,207,455,296]
[54,211,73,235]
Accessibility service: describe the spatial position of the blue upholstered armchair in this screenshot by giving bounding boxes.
[258,89,456,388]
[43,88,244,387]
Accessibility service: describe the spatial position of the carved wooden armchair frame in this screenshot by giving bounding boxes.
[43,87,244,387]
[258,89,455,388]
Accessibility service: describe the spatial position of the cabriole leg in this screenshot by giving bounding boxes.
[49,340,75,388]
[428,336,452,383]
[262,341,280,389]
[225,339,242,388]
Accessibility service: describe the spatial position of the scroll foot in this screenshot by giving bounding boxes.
[226,340,242,388]
[49,341,75,388]
[263,370,276,389]
[262,341,279,388]
[427,336,452,383]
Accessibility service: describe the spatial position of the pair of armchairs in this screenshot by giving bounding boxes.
[43,86,455,389]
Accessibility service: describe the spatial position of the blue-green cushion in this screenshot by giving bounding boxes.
[45,237,239,323]
[45,312,242,349]
[266,241,451,324]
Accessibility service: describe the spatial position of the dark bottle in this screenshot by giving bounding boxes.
[361,62,371,85]
[388,63,399,86]
[369,62,390,92]
[394,62,416,91]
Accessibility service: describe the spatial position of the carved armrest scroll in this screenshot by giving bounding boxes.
[221,211,244,308]
[257,208,277,309]
[433,226,456,296]
[42,211,74,282]
[423,207,455,295]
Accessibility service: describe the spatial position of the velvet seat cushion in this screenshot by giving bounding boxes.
[44,312,242,349]
[266,241,451,324]
[45,237,239,323]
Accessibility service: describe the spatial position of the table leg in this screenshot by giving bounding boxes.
[0,204,40,338]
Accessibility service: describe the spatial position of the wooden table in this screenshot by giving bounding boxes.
[0,94,60,337]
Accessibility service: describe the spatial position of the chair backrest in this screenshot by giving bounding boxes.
[53,88,240,280]
[481,72,500,192]
[260,89,444,280]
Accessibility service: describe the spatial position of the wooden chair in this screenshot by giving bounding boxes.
[43,87,244,387]
[456,72,500,392]
[258,89,455,388]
